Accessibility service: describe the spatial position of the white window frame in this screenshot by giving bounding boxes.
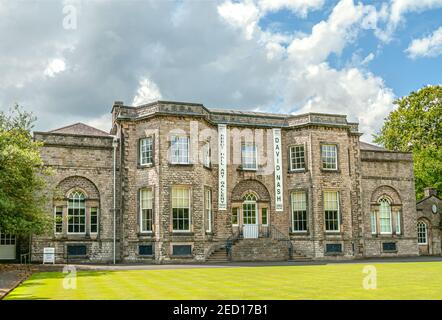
[291,191,308,232]
[395,211,401,235]
[205,188,212,233]
[140,137,153,166]
[324,191,340,232]
[90,207,99,234]
[170,135,190,164]
[289,145,305,171]
[54,206,63,235]
[241,143,258,170]
[232,207,239,226]
[140,188,153,233]
[370,212,377,235]
[321,144,338,171]
[417,221,428,245]
[203,142,211,168]
[67,191,86,235]
[172,186,191,232]
[379,198,392,235]
[261,207,268,226]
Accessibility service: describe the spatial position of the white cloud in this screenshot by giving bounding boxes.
[44,58,66,77]
[390,0,442,26]
[86,113,112,133]
[405,26,442,58]
[217,0,260,40]
[257,0,324,17]
[132,77,162,106]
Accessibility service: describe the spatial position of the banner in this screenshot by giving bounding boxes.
[273,128,283,211]
[218,124,227,210]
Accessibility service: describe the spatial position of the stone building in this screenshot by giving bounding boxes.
[23,100,427,263]
[416,188,441,255]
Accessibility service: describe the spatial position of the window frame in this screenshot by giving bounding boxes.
[395,211,401,235]
[261,207,268,226]
[291,190,308,233]
[171,186,191,232]
[417,221,428,245]
[231,207,239,226]
[203,141,211,168]
[90,207,98,234]
[139,188,154,234]
[170,135,190,165]
[323,190,341,232]
[67,191,86,235]
[205,188,212,233]
[370,211,377,235]
[320,143,338,171]
[241,142,258,171]
[378,198,392,235]
[54,206,63,235]
[139,136,154,166]
[289,145,306,171]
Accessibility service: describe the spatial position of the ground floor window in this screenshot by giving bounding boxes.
[54,207,63,234]
[291,191,307,232]
[0,232,15,245]
[172,186,191,231]
[232,207,239,225]
[324,191,340,232]
[205,189,212,232]
[90,207,98,234]
[417,221,428,244]
[395,212,401,235]
[67,191,86,233]
[140,188,153,232]
[370,212,377,234]
[379,198,392,234]
[261,208,268,225]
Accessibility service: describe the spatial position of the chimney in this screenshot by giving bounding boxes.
[424,187,437,198]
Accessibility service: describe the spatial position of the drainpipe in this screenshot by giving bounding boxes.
[112,135,118,264]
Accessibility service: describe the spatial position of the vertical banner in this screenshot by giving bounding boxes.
[273,128,283,211]
[218,124,227,210]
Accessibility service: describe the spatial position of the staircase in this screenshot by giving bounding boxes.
[206,247,229,263]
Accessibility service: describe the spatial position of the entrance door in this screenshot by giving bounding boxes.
[0,232,16,260]
[242,196,258,239]
[417,221,429,255]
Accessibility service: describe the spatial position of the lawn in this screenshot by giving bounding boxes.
[5,262,442,300]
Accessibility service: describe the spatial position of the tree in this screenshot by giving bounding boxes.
[0,104,52,235]
[374,85,442,200]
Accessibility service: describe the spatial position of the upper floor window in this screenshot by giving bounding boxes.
[241,143,257,170]
[321,144,338,170]
[140,137,153,165]
[290,145,305,171]
[324,191,340,232]
[67,191,86,234]
[171,136,190,164]
[172,186,191,231]
[379,198,392,234]
[140,188,153,233]
[291,191,307,232]
[203,142,211,168]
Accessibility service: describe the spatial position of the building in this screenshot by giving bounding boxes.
[15,100,431,263]
[416,188,441,255]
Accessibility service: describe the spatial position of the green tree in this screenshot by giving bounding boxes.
[0,105,52,235]
[374,85,442,200]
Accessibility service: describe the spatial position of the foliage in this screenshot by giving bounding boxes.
[0,104,52,235]
[374,85,442,200]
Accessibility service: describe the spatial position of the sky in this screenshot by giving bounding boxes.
[0,0,441,142]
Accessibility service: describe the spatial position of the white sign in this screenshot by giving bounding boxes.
[273,128,283,211]
[218,124,227,210]
[43,247,55,264]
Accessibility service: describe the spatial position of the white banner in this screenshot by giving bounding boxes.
[273,128,283,211]
[218,124,227,210]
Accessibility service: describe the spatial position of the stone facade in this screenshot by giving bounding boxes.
[416,188,441,255]
[30,100,422,263]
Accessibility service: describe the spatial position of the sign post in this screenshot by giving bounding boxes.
[43,247,55,264]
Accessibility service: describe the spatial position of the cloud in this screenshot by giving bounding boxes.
[44,58,66,77]
[390,0,442,26]
[257,0,324,17]
[217,0,260,40]
[405,26,442,58]
[132,78,162,106]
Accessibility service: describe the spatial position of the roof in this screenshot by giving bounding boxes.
[49,123,110,137]
[360,141,387,151]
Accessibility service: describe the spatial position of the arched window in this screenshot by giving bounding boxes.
[243,192,257,225]
[379,197,392,234]
[417,221,428,245]
[68,191,86,233]
[243,192,257,202]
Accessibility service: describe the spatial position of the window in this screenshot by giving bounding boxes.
[140,188,153,233]
[203,142,211,168]
[379,198,392,234]
[261,208,268,225]
[324,191,340,232]
[172,245,192,256]
[291,191,307,232]
[172,187,191,231]
[90,208,98,234]
[171,136,190,164]
[140,137,153,165]
[326,243,342,253]
[67,245,87,256]
[417,221,427,244]
[241,143,257,170]
[321,144,338,170]
[395,211,401,235]
[67,191,86,233]
[0,232,15,245]
[290,145,305,170]
[370,212,377,234]
[205,189,212,232]
[242,193,257,224]
[382,242,397,252]
[139,245,153,256]
[232,207,239,225]
[54,207,63,234]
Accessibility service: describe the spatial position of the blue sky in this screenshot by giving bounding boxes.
[0,0,441,142]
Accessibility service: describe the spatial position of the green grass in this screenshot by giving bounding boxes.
[5,262,442,300]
